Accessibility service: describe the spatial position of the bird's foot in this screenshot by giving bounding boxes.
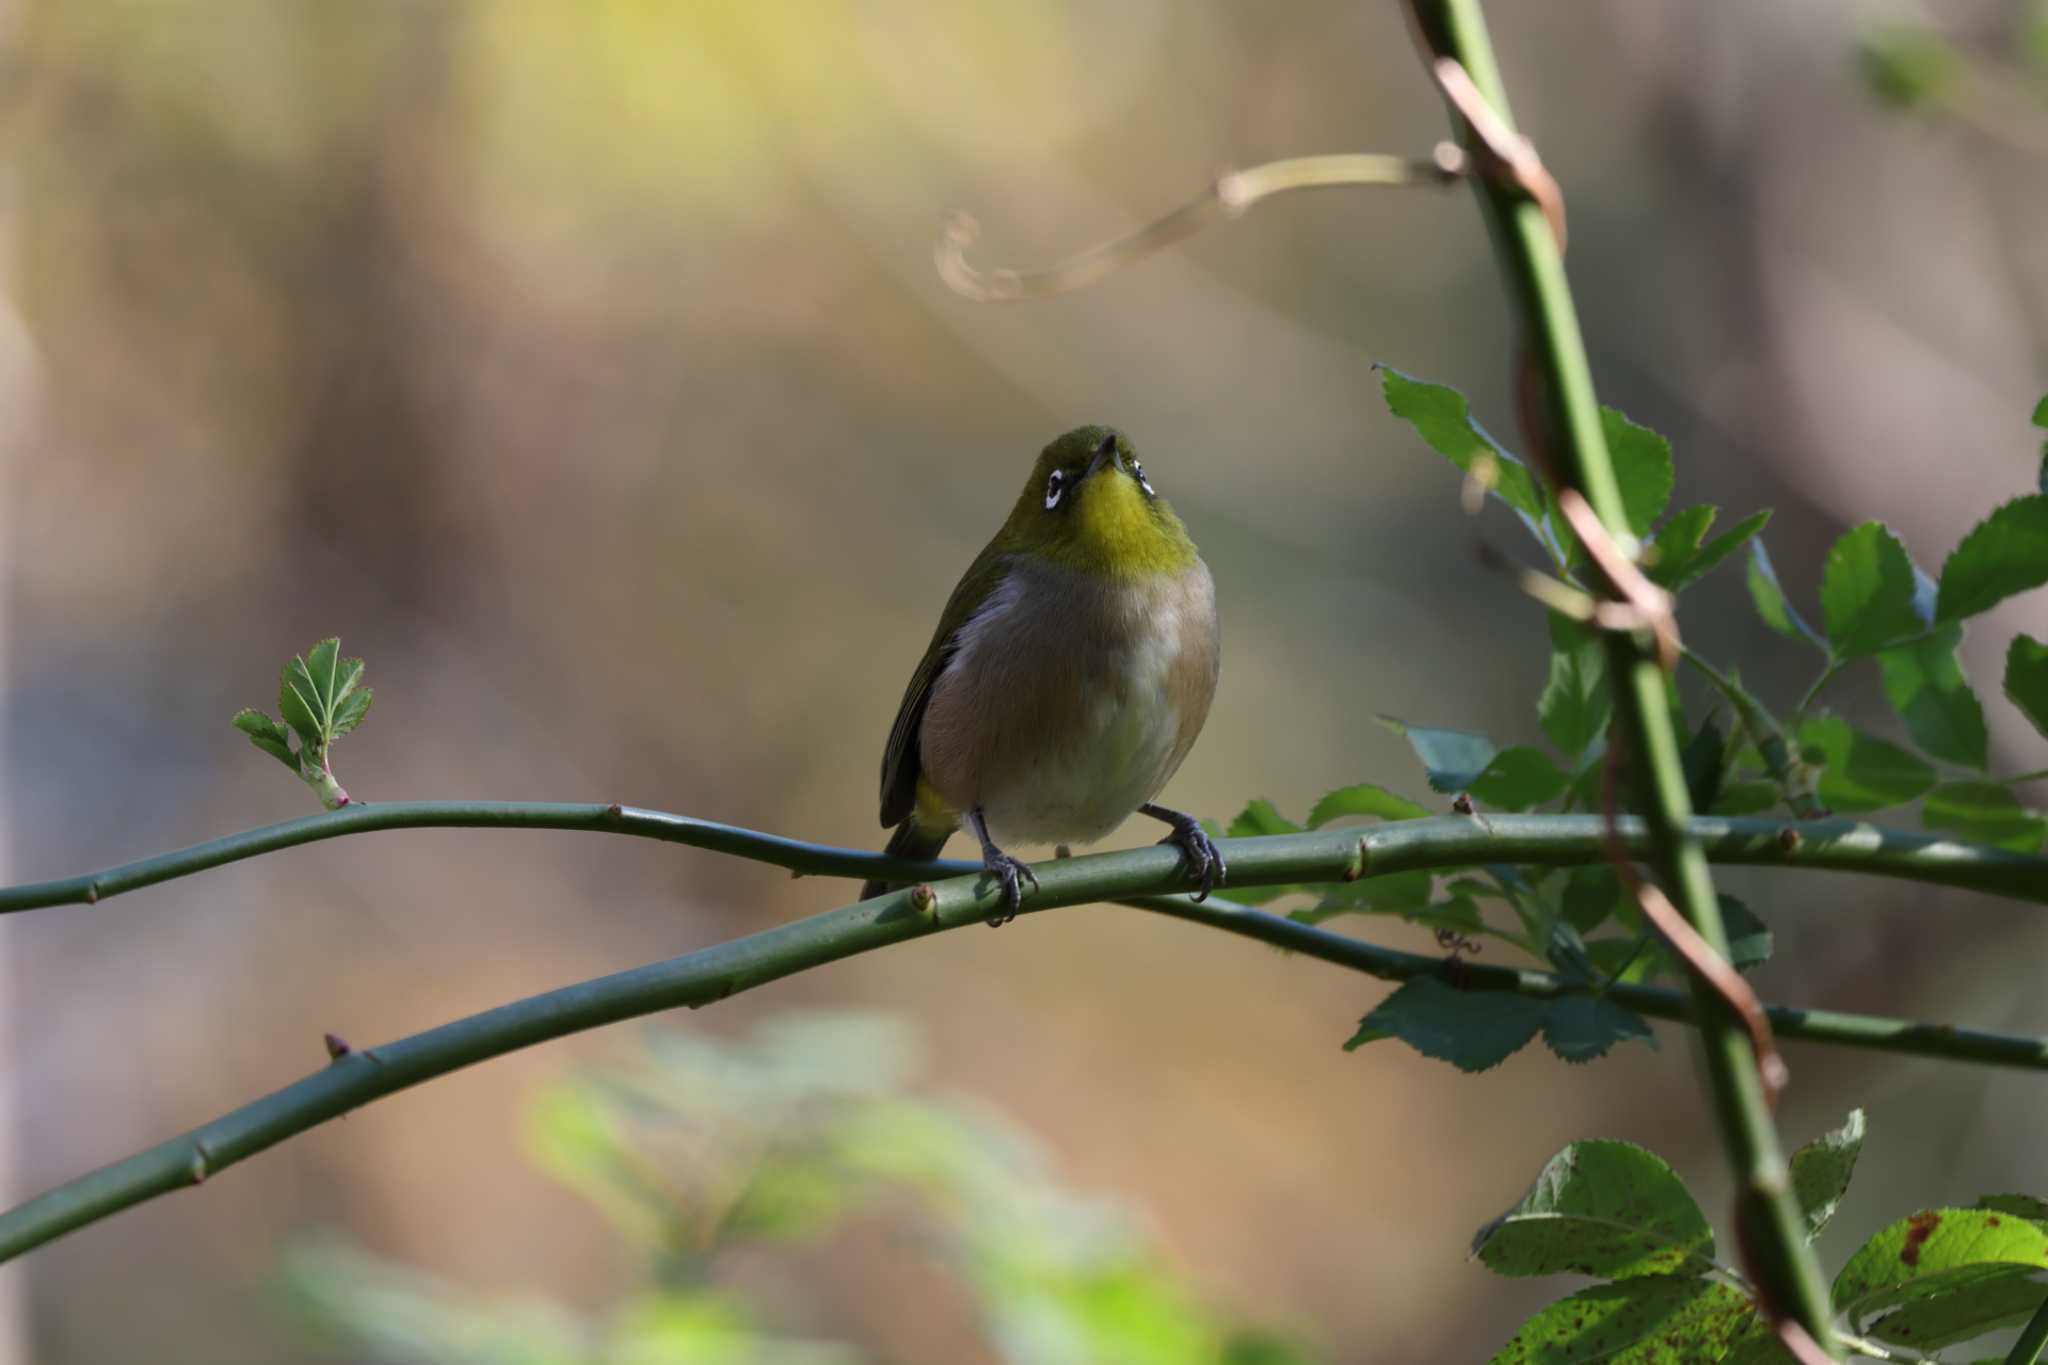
[1151,809,1225,902]
[978,849,1039,927]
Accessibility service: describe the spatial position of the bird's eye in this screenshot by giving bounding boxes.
[1044,469,1065,510]
[1132,460,1156,498]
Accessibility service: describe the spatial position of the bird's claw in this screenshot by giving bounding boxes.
[980,851,1039,927]
[1158,818,1226,902]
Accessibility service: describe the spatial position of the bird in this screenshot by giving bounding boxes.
[860,425,1223,925]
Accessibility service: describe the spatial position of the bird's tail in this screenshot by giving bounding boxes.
[861,820,954,901]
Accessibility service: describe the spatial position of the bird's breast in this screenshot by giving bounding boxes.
[918,558,1218,846]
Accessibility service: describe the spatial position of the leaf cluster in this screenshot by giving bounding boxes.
[1479,1111,2048,1363]
[231,638,372,810]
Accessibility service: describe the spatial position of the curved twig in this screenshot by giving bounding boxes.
[7,862,2048,1267]
[2,803,2045,918]
[936,150,1462,302]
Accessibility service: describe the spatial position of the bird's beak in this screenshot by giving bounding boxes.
[1082,432,1127,482]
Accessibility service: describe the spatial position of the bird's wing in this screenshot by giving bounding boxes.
[879,542,1013,828]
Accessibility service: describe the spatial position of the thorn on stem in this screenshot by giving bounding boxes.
[1342,837,1368,882]
[909,884,938,915]
[604,803,623,820]
[83,882,99,905]
[189,1142,211,1186]
[323,1033,351,1061]
[1777,827,1801,854]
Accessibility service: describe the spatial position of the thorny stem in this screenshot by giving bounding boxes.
[7,857,2048,1268]
[1407,0,1838,1350]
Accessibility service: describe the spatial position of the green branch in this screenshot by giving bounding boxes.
[6,851,2047,1268]
[1408,0,1838,1348]
[3,802,2044,918]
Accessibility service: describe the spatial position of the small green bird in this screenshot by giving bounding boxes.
[861,425,1223,924]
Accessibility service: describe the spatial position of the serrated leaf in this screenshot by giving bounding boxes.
[1937,495,2048,622]
[278,657,322,750]
[1379,367,1562,557]
[1790,1109,1865,1242]
[1747,540,1826,650]
[1681,509,1773,592]
[1485,1279,1754,1365]
[1923,782,2047,853]
[1585,935,1670,985]
[1540,614,1610,759]
[1879,624,1989,769]
[1473,1139,1715,1278]
[1718,1322,1798,1365]
[1468,747,1570,811]
[1602,406,1674,537]
[232,709,299,770]
[1796,716,1937,814]
[1719,895,1772,971]
[1822,522,1925,657]
[2006,634,2048,741]
[1306,783,1427,828]
[1647,505,1716,587]
[1542,996,1656,1064]
[1344,976,1544,1073]
[331,684,373,739]
[1835,1208,2048,1336]
[1379,717,1499,794]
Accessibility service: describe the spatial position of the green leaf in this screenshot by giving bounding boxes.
[1472,1139,1715,1278]
[1646,505,1715,587]
[1541,996,1656,1064]
[231,709,299,770]
[1585,935,1670,985]
[276,637,371,752]
[1681,509,1773,592]
[1859,26,1960,108]
[1602,406,1674,537]
[1879,625,1989,769]
[1306,783,1427,828]
[1866,1267,2048,1350]
[1682,716,1727,816]
[1225,799,1300,839]
[2034,393,2048,428]
[1821,522,1924,657]
[1719,895,1772,971]
[1485,1279,1755,1365]
[1977,1194,2048,1225]
[1344,976,1544,1073]
[1937,495,2048,622]
[1379,367,1560,556]
[1379,717,1499,793]
[2005,634,2048,741]
[1796,716,1937,814]
[1560,865,1623,934]
[1790,1109,1865,1242]
[1539,615,1610,759]
[1835,1207,2048,1336]
[1468,747,1570,811]
[1923,782,2047,853]
[1747,540,1826,651]
[1293,869,1435,922]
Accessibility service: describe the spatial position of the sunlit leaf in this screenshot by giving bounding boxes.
[1602,406,1674,537]
[1835,1208,2048,1337]
[1485,1279,1755,1365]
[1473,1139,1715,1278]
[1306,783,1428,827]
[1790,1109,1865,1242]
[1936,495,2048,622]
[1379,367,1562,557]
[232,709,298,770]
[1539,614,1610,759]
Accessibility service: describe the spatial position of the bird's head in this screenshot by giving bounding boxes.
[1000,426,1199,579]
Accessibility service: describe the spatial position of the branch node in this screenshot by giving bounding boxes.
[603,803,624,821]
[1777,827,1802,854]
[188,1142,210,1186]
[1430,57,1567,250]
[909,883,938,915]
[82,882,98,905]
[1342,837,1369,882]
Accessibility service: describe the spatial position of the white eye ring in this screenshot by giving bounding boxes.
[1044,470,1065,509]
[1132,460,1156,497]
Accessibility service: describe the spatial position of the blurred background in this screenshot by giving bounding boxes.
[1,1,2046,1360]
